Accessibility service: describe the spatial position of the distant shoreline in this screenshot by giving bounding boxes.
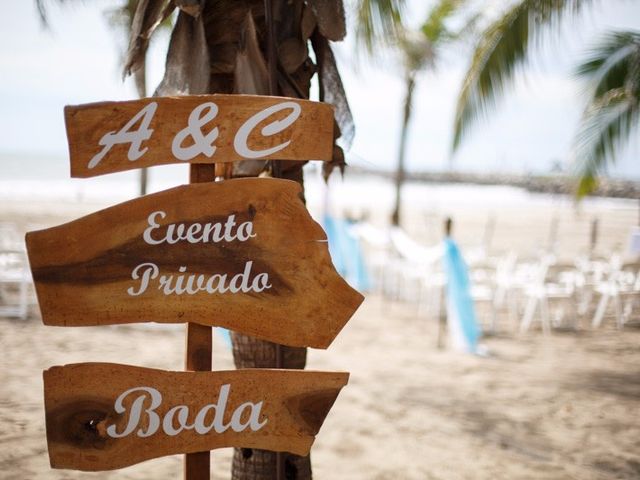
[345,167,640,200]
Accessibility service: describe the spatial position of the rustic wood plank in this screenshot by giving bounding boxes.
[43,363,349,471]
[26,178,363,348]
[64,95,334,178]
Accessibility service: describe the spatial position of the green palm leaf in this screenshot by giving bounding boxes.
[355,0,406,53]
[421,0,466,43]
[573,30,640,196]
[576,30,640,98]
[452,0,593,151]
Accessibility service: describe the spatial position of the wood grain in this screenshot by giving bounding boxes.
[25,178,363,348]
[43,363,349,471]
[184,163,215,480]
[65,95,334,178]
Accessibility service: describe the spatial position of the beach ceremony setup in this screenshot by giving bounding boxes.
[2,0,640,479]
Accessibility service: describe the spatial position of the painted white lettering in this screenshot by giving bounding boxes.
[186,223,203,242]
[106,384,266,438]
[203,222,223,243]
[234,101,301,159]
[142,212,255,245]
[163,405,194,436]
[159,274,176,295]
[128,263,159,296]
[252,273,272,293]
[206,273,229,294]
[229,261,253,293]
[193,384,231,434]
[129,263,271,296]
[172,102,219,160]
[230,401,268,432]
[143,211,166,245]
[173,266,189,294]
[106,386,161,438]
[223,215,237,241]
[89,102,157,169]
[237,221,256,241]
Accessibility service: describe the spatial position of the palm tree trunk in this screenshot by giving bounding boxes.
[391,74,415,227]
[125,1,350,477]
[198,2,314,478]
[229,167,312,480]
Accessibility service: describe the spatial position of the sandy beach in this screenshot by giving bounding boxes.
[1,187,639,479]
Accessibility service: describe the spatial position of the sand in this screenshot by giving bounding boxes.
[1,192,640,479]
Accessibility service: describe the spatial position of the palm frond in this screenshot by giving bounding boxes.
[573,88,638,196]
[576,30,640,98]
[398,0,470,75]
[355,0,406,54]
[35,0,49,26]
[398,29,434,74]
[421,0,466,43]
[34,0,79,28]
[452,0,594,152]
[572,30,640,197]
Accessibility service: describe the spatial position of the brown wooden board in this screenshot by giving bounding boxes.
[43,363,349,471]
[65,94,334,178]
[26,178,363,348]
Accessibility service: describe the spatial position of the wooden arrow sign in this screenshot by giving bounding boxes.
[26,178,363,348]
[65,95,334,178]
[44,363,348,471]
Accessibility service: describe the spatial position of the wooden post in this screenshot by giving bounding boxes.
[185,163,216,480]
[590,217,599,255]
[438,218,452,349]
[263,1,285,478]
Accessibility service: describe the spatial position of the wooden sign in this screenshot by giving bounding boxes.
[44,363,348,471]
[26,178,363,349]
[65,95,334,178]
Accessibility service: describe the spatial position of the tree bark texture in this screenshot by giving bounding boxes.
[198,3,328,478]
[127,1,352,477]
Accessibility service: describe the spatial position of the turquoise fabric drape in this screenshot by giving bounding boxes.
[443,237,481,352]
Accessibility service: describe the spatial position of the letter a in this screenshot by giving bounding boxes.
[88,101,158,169]
[230,401,267,432]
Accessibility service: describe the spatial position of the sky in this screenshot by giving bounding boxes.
[1,0,639,180]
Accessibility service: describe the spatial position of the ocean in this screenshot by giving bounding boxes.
[1,152,635,214]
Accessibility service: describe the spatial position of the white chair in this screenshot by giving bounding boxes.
[0,223,32,320]
[389,227,443,304]
[592,258,640,329]
[520,255,576,334]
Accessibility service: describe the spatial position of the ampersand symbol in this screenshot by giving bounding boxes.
[171,102,220,161]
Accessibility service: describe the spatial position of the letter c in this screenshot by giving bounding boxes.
[234,101,301,159]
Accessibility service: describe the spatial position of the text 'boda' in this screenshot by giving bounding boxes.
[106,384,267,438]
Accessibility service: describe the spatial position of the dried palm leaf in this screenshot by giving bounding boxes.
[232,12,270,177]
[312,31,355,149]
[210,43,237,74]
[307,0,346,41]
[154,10,210,95]
[279,37,308,74]
[175,0,201,17]
[301,4,317,42]
[123,0,175,78]
[323,144,346,181]
[234,12,270,95]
